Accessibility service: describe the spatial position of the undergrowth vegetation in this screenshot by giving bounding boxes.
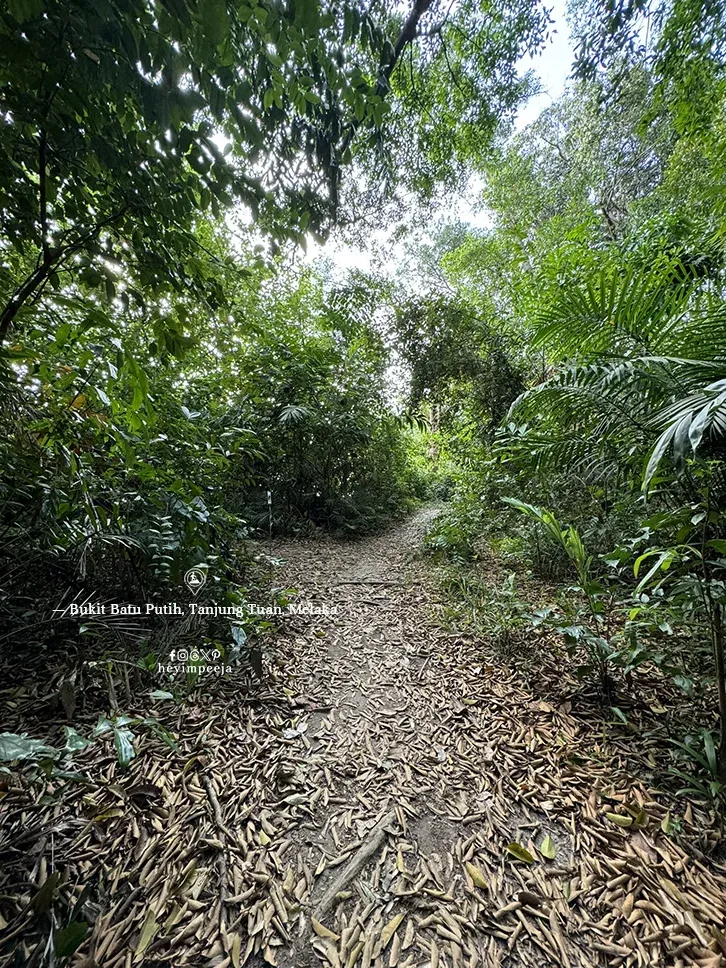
[7,0,726,963]
[0,258,430,682]
[2,0,726,818]
[412,17,726,797]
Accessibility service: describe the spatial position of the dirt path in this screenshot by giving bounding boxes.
[3,510,726,968]
[246,510,726,968]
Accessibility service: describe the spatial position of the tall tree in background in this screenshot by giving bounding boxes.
[572,0,726,132]
[0,0,392,344]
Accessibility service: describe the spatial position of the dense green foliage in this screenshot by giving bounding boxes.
[0,255,424,662]
[8,4,726,964]
[0,0,548,344]
[418,13,726,783]
[0,0,552,666]
[3,0,726,794]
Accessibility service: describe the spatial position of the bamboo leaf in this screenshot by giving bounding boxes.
[539,835,557,859]
[464,861,488,888]
[506,842,535,864]
[135,910,157,958]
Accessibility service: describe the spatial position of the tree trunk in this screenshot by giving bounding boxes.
[714,602,726,779]
[0,260,53,345]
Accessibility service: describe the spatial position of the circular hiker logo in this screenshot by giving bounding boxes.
[184,567,207,596]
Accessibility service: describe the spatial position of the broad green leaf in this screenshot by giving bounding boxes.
[8,0,44,23]
[30,873,61,913]
[201,0,229,47]
[114,727,136,767]
[135,910,157,957]
[702,729,717,775]
[0,733,57,762]
[62,727,91,753]
[465,861,488,888]
[606,813,633,827]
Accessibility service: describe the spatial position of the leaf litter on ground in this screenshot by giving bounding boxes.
[1,509,726,968]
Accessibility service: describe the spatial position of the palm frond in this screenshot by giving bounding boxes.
[506,351,726,488]
[645,373,726,489]
[533,261,700,360]
[518,250,726,491]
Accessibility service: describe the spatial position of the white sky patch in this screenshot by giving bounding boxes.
[204,3,572,276]
[514,0,573,131]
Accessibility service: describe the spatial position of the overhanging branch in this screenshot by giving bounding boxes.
[338,0,434,160]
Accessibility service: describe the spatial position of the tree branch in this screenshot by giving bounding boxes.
[0,206,129,346]
[380,0,433,90]
[539,134,569,165]
[39,129,50,265]
[338,0,433,160]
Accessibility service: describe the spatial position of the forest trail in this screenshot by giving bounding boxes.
[250,510,726,968]
[4,510,726,968]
